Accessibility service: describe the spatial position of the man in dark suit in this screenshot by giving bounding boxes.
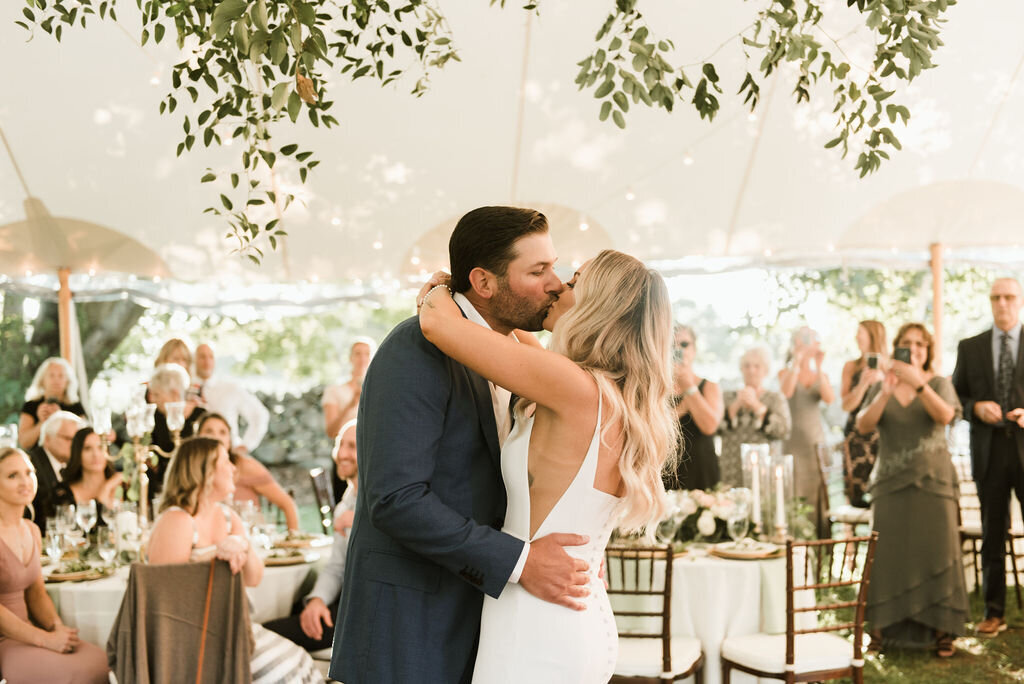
[952,277,1024,636]
[27,410,84,532]
[331,207,591,684]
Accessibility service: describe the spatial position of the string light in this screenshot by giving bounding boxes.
[330,216,341,226]
[578,221,589,232]
[372,239,383,250]
[625,189,636,201]
[683,153,694,166]
[747,112,758,122]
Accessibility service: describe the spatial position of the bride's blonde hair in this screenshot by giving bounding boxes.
[548,250,677,534]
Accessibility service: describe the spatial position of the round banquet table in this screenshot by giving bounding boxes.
[612,550,804,684]
[45,549,331,649]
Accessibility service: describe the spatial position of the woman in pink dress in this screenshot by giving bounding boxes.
[0,446,109,684]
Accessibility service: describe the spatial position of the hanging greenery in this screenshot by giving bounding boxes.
[15,0,955,261]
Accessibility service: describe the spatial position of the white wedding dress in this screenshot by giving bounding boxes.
[472,395,622,683]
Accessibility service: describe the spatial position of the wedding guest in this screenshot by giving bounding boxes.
[146,437,320,683]
[0,446,110,683]
[663,325,723,490]
[778,326,835,538]
[27,411,85,534]
[18,357,85,450]
[194,343,270,455]
[264,419,359,651]
[857,322,967,657]
[719,346,792,486]
[196,413,299,531]
[840,320,887,508]
[53,427,123,529]
[323,338,375,440]
[951,277,1024,637]
[154,337,192,370]
[147,364,204,492]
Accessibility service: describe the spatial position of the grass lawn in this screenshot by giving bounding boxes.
[843,592,1024,683]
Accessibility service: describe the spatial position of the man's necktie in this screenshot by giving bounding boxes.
[997,332,1014,415]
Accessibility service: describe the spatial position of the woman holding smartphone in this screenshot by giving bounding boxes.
[840,320,887,507]
[855,322,967,657]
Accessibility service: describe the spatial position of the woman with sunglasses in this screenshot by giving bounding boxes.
[663,325,723,490]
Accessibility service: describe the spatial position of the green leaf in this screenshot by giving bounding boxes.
[599,100,612,122]
[296,2,316,27]
[251,0,269,32]
[154,23,165,44]
[612,91,629,112]
[233,20,250,55]
[220,194,233,211]
[201,172,217,183]
[594,80,614,99]
[212,0,247,40]
[271,82,290,110]
[287,91,301,123]
[612,110,626,129]
[280,143,298,155]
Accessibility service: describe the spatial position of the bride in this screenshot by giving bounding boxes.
[418,249,677,683]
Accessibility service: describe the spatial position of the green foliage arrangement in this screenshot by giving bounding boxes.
[17,0,955,260]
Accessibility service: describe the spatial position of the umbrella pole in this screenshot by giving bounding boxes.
[930,242,944,372]
[58,267,72,363]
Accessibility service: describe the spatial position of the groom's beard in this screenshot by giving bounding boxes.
[491,277,556,332]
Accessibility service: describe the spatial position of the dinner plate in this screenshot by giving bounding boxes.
[264,552,318,567]
[46,568,105,582]
[275,535,331,549]
[709,541,783,560]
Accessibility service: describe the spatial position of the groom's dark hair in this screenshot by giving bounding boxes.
[448,206,549,293]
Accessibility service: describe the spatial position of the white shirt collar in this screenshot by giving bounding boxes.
[993,322,1022,342]
[43,446,64,478]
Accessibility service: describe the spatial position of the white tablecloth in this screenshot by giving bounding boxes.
[612,551,790,684]
[46,551,330,648]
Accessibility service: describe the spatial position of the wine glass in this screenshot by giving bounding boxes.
[55,504,76,536]
[96,527,117,566]
[44,530,64,563]
[76,499,98,536]
[726,488,752,544]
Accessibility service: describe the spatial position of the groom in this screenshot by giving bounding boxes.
[330,206,592,684]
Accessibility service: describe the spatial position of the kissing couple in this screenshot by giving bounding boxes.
[331,206,678,683]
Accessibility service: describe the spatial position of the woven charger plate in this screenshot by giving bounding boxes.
[275,535,331,549]
[709,541,783,560]
[46,568,106,583]
[264,552,319,567]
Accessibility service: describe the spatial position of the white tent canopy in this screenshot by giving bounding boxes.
[1,0,1023,305]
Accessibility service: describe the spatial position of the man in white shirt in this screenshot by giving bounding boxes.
[193,343,270,455]
[263,419,359,651]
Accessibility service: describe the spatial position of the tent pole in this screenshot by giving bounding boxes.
[930,242,944,372]
[58,267,72,363]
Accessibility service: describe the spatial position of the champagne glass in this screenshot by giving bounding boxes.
[97,527,117,566]
[76,499,98,536]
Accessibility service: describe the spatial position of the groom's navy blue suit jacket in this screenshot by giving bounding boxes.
[330,316,525,684]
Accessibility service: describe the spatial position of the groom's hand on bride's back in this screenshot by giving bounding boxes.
[519,533,591,611]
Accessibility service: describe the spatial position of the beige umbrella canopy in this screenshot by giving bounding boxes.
[1,129,170,363]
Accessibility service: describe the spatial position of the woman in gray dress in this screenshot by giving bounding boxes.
[856,322,967,657]
[719,346,792,487]
[779,327,835,538]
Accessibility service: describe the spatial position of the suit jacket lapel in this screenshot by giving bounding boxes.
[467,369,501,466]
[980,330,996,396]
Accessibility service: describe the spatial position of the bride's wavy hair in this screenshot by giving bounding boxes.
[548,250,678,534]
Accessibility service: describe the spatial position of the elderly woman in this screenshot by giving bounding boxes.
[18,357,85,450]
[54,427,124,528]
[0,446,110,683]
[146,364,205,492]
[663,325,724,490]
[719,346,792,486]
[146,437,320,683]
[840,320,887,507]
[856,322,967,657]
[196,413,300,531]
[778,326,835,538]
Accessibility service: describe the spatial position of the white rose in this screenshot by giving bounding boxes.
[696,510,717,537]
[679,495,698,516]
[711,501,734,519]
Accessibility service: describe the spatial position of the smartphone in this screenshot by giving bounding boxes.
[866,353,879,370]
[893,347,911,364]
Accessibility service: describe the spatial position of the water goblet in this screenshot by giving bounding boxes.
[56,504,76,536]
[76,499,99,536]
[44,530,64,563]
[97,527,117,566]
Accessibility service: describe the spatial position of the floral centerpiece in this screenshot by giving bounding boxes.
[659,488,738,544]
